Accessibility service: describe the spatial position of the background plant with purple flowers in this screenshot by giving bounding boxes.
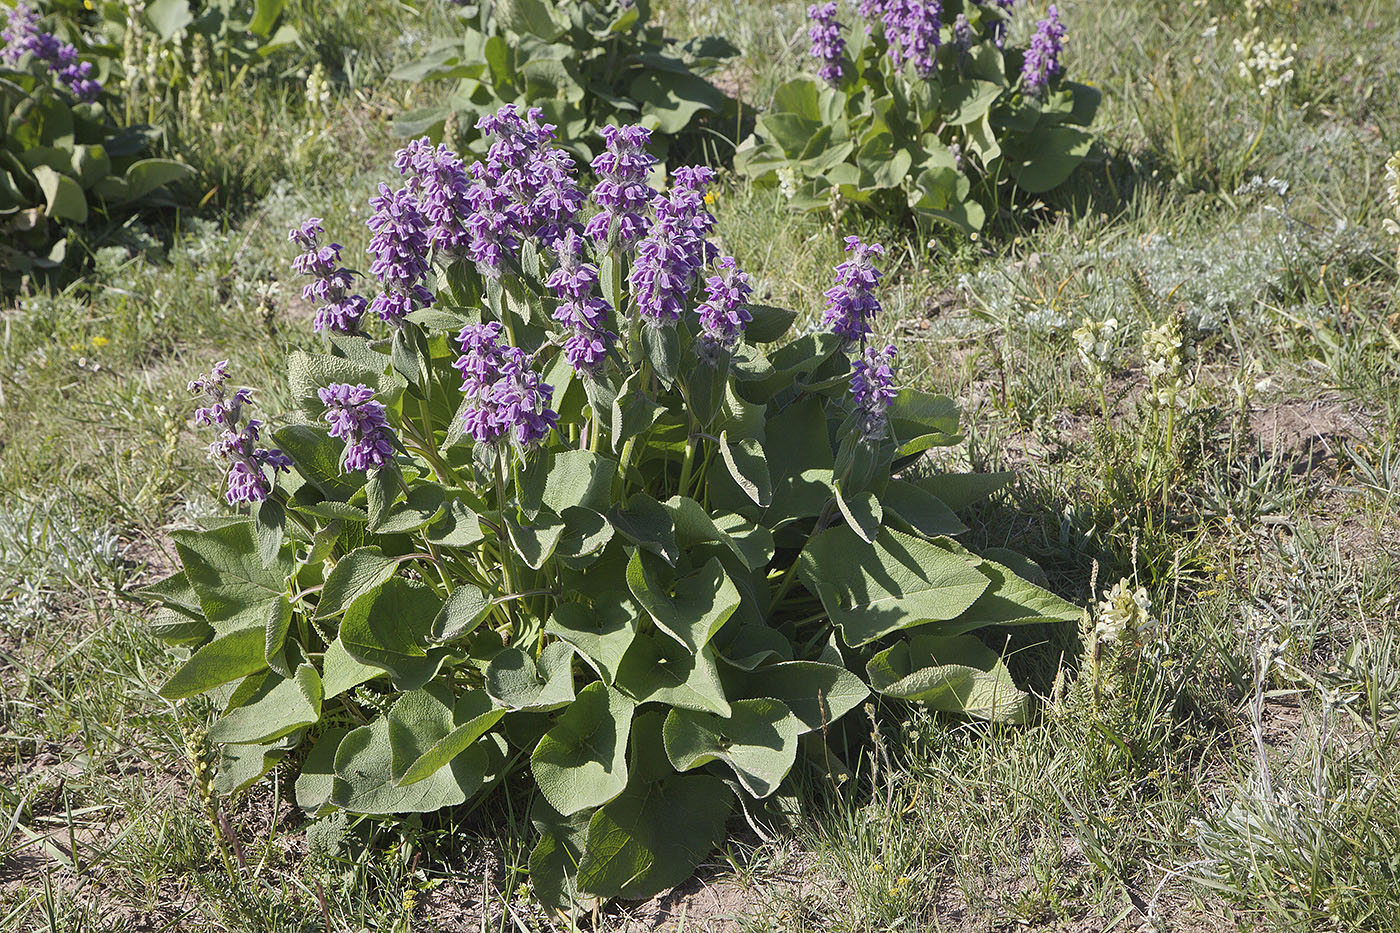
[737,0,1099,234]
[139,107,1076,911]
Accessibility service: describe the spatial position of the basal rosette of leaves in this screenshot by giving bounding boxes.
[137,107,1077,908]
[1,4,192,281]
[734,0,1100,233]
[390,0,737,161]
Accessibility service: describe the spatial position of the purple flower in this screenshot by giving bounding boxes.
[494,348,559,447]
[452,323,558,447]
[289,218,368,333]
[586,124,657,251]
[883,0,942,77]
[395,137,474,257]
[850,344,899,441]
[547,231,616,375]
[365,182,435,323]
[822,235,885,344]
[807,2,846,85]
[463,163,521,278]
[189,361,291,504]
[521,144,585,246]
[953,13,972,51]
[318,383,394,472]
[2,3,101,100]
[628,166,717,327]
[696,256,753,361]
[1022,5,1066,95]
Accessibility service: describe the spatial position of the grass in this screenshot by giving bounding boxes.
[2,0,1400,929]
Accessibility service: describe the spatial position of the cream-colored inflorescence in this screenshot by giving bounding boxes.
[1233,31,1296,98]
[1073,315,1118,380]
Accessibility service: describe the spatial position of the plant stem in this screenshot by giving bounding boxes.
[492,450,518,628]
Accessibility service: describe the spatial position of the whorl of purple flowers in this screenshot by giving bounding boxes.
[319,383,394,472]
[586,124,657,251]
[189,361,291,504]
[366,183,435,323]
[453,323,559,447]
[952,13,972,51]
[547,231,616,375]
[883,0,943,77]
[289,218,367,333]
[696,256,753,361]
[629,166,717,327]
[395,138,474,257]
[479,105,585,245]
[807,2,846,86]
[850,344,899,441]
[822,235,885,344]
[1021,5,1066,95]
[2,3,101,101]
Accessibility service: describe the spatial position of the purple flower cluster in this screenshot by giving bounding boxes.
[850,344,899,441]
[547,231,616,375]
[1021,5,1066,94]
[822,235,885,344]
[366,183,435,323]
[586,124,657,251]
[289,218,367,333]
[453,323,559,447]
[952,13,972,51]
[395,138,474,257]
[480,107,586,244]
[189,361,291,504]
[318,384,394,472]
[882,0,943,77]
[696,256,753,360]
[807,2,846,86]
[2,3,101,101]
[629,166,717,327]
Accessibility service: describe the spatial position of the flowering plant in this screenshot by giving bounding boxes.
[735,0,1099,233]
[1,2,192,283]
[390,0,736,160]
[139,107,1076,907]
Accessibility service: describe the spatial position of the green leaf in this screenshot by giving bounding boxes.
[497,0,564,39]
[796,527,989,647]
[120,159,193,202]
[431,584,492,642]
[295,726,348,811]
[626,551,740,652]
[1007,126,1093,194]
[31,165,86,223]
[888,389,960,442]
[273,425,365,501]
[485,642,576,711]
[210,663,322,744]
[531,682,636,816]
[339,578,446,688]
[576,772,732,901]
[529,796,595,910]
[934,548,1080,634]
[663,698,801,798]
[316,547,398,620]
[718,431,771,508]
[264,596,293,678]
[943,79,1003,126]
[145,0,193,41]
[214,737,295,796]
[507,511,567,570]
[287,350,384,419]
[610,371,665,452]
[520,449,616,518]
[159,626,267,700]
[607,494,678,565]
[248,0,284,36]
[881,480,967,538]
[370,481,445,535]
[728,660,869,733]
[321,638,384,700]
[333,712,485,814]
[556,507,614,567]
[545,601,636,684]
[907,471,1013,511]
[427,497,485,547]
[743,305,797,343]
[835,485,882,544]
[641,323,681,384]
[866,634,1030,723]
[615,631,731,717]
[665,497,774,571]
[173,523,288,636]
[253,497,286,569]
[389,685,504,786]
